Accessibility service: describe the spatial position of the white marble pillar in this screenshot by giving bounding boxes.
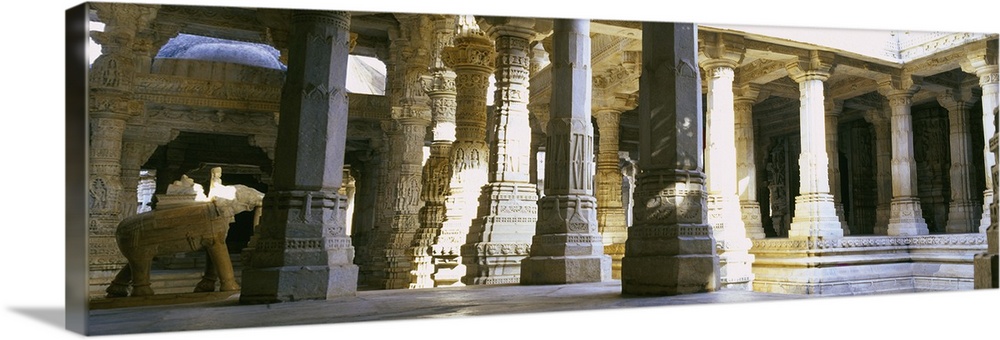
[825,98,850,235]
[521,18,611,284]
[241,10,357,303]
[939,91,981,233]
[970,63,998,233]
[461,17,540,285]
[880,84,929,236]
[785,52,843,240]
[700,59,753,291]
[733,90,766,239]
[865,108,893,235]
[621,22,719,295]
[410,16,457,289]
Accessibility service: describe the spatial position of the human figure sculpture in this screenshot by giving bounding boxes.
[105,174,264,298]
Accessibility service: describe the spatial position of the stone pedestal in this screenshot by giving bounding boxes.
[785,53,843,240]
[240,11,357,303]
[521,19,611,285]
[620,22,719,295]
[461,17,540,285]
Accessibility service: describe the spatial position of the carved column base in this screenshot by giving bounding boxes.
[887,198,929,236]
[788,193,844,240]
[946,201,982,234]
[621,225,719,295]
[460,242,530,285]
[740,201,766,239]
[521,253,611,284]
[875,205,891,235]
[835,203,850,235]
[709,195,754,290]
[974,223,998,288]
[431,226,468,287]
[597,208,628,245]
[981,190,993,233]
[461,182,538,285]
[521,195,611,284]
[240,191,357,303]
[604,243,625,279]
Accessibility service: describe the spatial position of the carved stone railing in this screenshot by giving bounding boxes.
[750,234,986,295]
[899,33,993,62]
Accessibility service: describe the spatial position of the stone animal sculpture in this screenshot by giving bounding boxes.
[105,184,264,297]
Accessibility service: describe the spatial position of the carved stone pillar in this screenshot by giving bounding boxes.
[939,91,981,233]
[459,17,541,285]
[120,142,160,217]
[88,3,158,273]
[594,108,627,279]
[410,16,457,289]
[700,41,753,290]
[962,44,998,232]
[373,15,434,290]
[865,108,893,235]
[434,16,495,287]
[825,97,850,235]
[974,105,998,288]
[621,22,719,295]
[785,51,843,240]
[733,84,766,239]
[521,19,610,284]
[240,10,357,303]
[879,78,929,236]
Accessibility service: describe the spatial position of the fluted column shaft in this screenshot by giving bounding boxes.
[940,94,980,233]
[521,18,610,284]
[240,10,357,303]
[702,62,752,290]
[621,22,719,295]
[885,91,929,235]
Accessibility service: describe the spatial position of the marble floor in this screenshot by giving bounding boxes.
[87,281,803,335]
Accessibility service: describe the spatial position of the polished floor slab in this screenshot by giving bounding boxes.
[88,281,803,335]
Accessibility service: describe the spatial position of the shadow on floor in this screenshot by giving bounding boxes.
[9,307,64,330]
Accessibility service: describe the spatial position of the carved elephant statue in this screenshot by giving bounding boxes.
[105,184,264,297]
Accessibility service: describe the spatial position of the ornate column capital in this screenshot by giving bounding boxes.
[960,39,998,81]
[937,88,973,112]
[734,83,768,104]
[482,17,539,41]
[877,73,921,103]
[785,50,835,83]
[698,32,744,72]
